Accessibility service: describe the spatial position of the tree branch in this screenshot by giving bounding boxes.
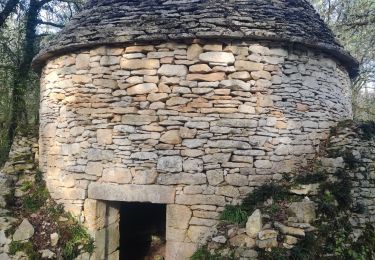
[37,19,64,28]
[0,0,20,28]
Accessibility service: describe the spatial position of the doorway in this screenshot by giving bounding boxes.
[119,202,166,260]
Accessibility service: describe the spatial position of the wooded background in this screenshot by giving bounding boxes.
[0,0,373,166]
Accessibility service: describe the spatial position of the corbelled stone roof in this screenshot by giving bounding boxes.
[33,0,358,77]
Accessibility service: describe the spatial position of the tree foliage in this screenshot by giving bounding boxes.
[0,0,83,166]
[310,0,375,120]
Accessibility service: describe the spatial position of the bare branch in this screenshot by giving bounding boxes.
[37,19,64,28]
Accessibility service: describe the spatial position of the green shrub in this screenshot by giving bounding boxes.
[242,183,290,213]
[9,241,39,259]
[190,248,231,260]
[22,186,49,212]
[61,223,94,259]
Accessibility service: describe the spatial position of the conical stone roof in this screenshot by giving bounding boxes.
[33,0,358,76]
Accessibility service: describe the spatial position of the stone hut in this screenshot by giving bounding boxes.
[33,0,359,259]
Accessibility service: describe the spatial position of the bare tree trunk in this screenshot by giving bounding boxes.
[7,0,39,146]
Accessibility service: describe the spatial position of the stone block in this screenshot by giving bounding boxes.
[176,194,225,206]
[235,60,263,71]
[246,209,262,238]
[187,226,212,243]
[120,59,160,70]
[187,72,225,81]
[85,162,103,176]
[97,129,113,145]
[127,83,158,95]
[158,64,188,76]
[76,54,90,69]
[133,169,158,184]
[101,167,132,184]
[88,183,175,203]
[165,241,197,260]
[199,52,235,64]
[167,205,192,230]
[187,44,203,60]
[157,156,183,172]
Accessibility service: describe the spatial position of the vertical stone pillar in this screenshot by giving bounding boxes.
[83,199,120,259]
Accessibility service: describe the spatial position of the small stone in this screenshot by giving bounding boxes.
[147,93,168,102]
[120,59,160,70]
[246,209,262,238]
[290,184,319,196]
[288,200,316,223]
[179,127,197,139]
[284,235,298,245]
[183,158,203,172]
[187,44,203,60]
[189,64,211,73]
[251,71,272,80]
[257,229,278,240]
[0,230,6,245]
[13,219,34,241]
[158,64,188,77]
[0,253,10,260]
[235,60,263,71]
[101,167,132,184]
[133,169,158,184]
[187,73,226,82]
[160,130,182,145]
[229,71,251,80]
[296,103,309,112]
[212,235,227,244]
[229,234,255,247]
[157,156,183,173]
[97,129,113,145]
[256,237,278,248]
[254,160,272,169]
[166,97,190,106]
[199,52,235,64]
[207,170,224,185]
[274,222,305,237]
[130,152,158,160]
[50,233,59,246]
[39,249,55,259]
[127,83,158,95]
[76,54,90,69]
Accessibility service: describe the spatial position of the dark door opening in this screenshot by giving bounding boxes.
[119,202,166,260]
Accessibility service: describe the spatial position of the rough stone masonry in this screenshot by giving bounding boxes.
[33,0,358,259]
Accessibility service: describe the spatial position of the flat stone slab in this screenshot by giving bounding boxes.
[88,183,175,204]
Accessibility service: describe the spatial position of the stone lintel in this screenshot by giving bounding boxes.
[88,183,175,204]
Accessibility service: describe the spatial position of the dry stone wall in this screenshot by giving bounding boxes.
[39,40,352,258]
